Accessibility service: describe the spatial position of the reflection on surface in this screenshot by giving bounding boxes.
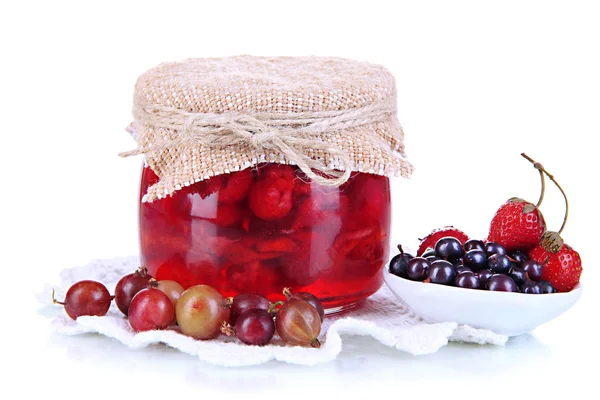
[45,328,551,389]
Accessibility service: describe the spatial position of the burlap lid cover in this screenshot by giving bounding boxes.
[121,56,414,202]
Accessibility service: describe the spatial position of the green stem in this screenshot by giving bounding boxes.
[51,289,65,306]
[268,301,285,315]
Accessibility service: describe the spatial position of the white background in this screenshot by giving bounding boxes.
[2,1,599,399]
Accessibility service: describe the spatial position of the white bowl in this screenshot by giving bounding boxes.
[383,267,583,336]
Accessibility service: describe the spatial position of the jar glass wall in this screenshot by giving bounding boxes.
[139,163,390,312]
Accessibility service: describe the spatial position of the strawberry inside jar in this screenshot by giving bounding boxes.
[140,164,391,311]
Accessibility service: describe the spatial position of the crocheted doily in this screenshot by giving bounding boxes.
[37,256,507,366]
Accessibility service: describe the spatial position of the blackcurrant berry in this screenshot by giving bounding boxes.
[509,250,529,264]
[521,281,542,294]
[463,250,487,271]
[406,257,430,281]
[456,266,471,274]
[508,266,528,286]
[389,248,414,279]
[427,260,456,285]
[540,281,558,294]
[485,242,507,257]
[455,271,481,289]
[464,239,485,252]
[435,237,464,261]
[488,254,511,274]
[522,260,543,282]
[477,270,494,289]
[487,274,519,292]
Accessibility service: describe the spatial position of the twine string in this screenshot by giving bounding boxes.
[120,97,396,188]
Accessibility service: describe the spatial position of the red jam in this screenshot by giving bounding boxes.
[139,163,390,311]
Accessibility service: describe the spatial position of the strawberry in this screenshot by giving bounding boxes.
[187,174,224,199]
[293,169,313,197]
[220,238,285,264]
[291,192,349,230]
[521,153,582,292]
[529,232,582,292]
[486,154,550,252]
[254,236,299,253]
[197,203,242,227]
[417,227,469,256]
[279,230,332,287]
[218,168,254,204]
[249,164,295,220]
[225,260,283,296]
[487,197,546,252]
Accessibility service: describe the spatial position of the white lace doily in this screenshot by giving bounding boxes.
[36,256,507,366]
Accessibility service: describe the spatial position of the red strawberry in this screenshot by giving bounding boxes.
[225,260,283,296]
[487,197,546,252]
[291,192,349,230]
[220,238,285,264]
[293,169,313,197]
[249,164,295,220]
[187,175,225,199]
[218,168,254,204]
[254,236,299,253]
[520,153,582,292]
[417,227,469,256]
[529,232,582,292]
[197,203,242,227]
[279,230,332,287]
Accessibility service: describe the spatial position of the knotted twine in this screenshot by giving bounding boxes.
[119,56,413,202]
[120,97,397,189]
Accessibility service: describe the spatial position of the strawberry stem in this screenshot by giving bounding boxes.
[521,153,569,234]
[521,153,546,208]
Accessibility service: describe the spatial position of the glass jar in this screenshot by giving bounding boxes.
[139,163,390,312]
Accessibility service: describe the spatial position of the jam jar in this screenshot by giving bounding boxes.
[127,56,413,313]
[139,163,391,312]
